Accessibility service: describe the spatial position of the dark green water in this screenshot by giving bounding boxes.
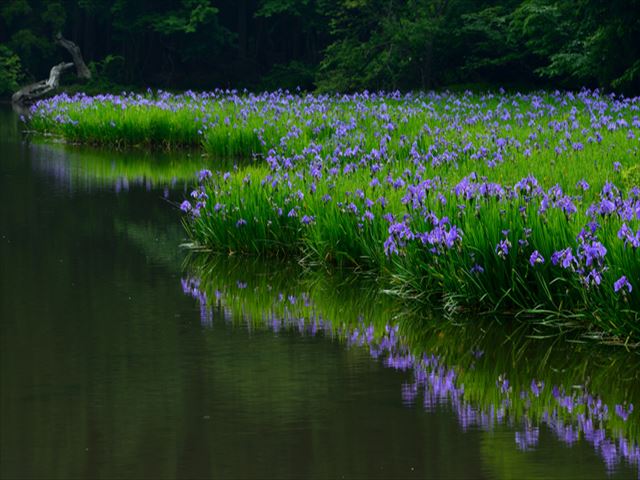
[1,108,638,479]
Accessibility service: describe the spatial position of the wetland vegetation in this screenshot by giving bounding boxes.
[3,1,640,478]
[25,89,640,343]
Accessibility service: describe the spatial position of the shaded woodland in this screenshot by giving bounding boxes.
[1,0,639,96]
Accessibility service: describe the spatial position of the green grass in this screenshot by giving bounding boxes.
[27,89,640,342]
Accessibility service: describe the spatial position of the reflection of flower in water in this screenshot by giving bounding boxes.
[181,277,213,326]
[616,403,634,421]
[30,144,191,196]
[515,421,540,451]
[181,275,640,475]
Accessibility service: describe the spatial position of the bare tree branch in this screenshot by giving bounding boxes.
[12,62,74,104]
[13,33,91,105]
[55,32,92,80]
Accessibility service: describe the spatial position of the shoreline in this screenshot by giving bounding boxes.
[24,88,640,344]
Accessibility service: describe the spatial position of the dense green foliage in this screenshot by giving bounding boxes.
[27,90,640,346]
[0,45,23,96]
[30,88,639,340]
[2,0,639,95]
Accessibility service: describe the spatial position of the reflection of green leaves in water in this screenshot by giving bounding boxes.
[28,140,247,189]
[0,108,20,141]
[115,219,187,271]
[403,316,640,439]
[184,253,397,332]
[481,429,626,480]
[183,254,640,462]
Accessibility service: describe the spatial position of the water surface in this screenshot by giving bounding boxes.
[0,108,638,479]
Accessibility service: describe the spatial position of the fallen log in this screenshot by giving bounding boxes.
[11,62,74,104]
[12,33,90,105]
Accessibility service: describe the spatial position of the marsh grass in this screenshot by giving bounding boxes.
[28,89,640,340]
[184,160,639,341]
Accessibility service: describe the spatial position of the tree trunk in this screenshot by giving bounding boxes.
[237,0,248,60]
[55,32,92,80]
[12,34,91,105]
[11,62,74,104]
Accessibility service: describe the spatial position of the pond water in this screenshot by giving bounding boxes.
[1,107,638,479]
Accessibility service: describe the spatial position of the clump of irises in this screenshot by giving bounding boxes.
[182,159,638,341]
[27,88,640,340]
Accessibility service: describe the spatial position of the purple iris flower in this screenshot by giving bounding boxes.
[530,379,544,397]
[495,239,511,258]
[551,248,576,269]
[615,403,633,421]
[576,179,590,191]
[614,276,632,293]
[180,200,192,212]
[529,251,545,266]
[198,169,213,182]
[581,241,607,267]
[470,264,484,274]
[497,376,510,394]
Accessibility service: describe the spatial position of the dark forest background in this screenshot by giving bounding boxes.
[1,0,639,97]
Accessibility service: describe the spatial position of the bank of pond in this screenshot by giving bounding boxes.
[24,89,640,343]
[4,111,639,476]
